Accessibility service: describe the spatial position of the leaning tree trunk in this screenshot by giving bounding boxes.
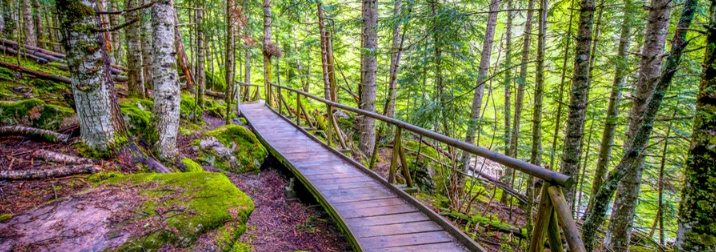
[582,0,696,250]
[558,0,595,206]
[56,0,126,151]
[22,0,35,47]
[675,2,716,249]
[149,0,180,160]
[358,0,377,155]
[461,0,500,201]
[141,0,153,90]
[606,0,671,248]
[125,0,145,98]
[501,0,535,204]
[585,0,633,219]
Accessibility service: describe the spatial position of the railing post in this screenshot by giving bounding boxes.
[548,186,586,252]
[396,127,413,188]
[296,92,301,126]
[326,104,333,147]
[529,184,553,252]
[277,86,283,115]
[388,126,400,184]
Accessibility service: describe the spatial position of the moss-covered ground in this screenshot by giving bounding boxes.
[194,124,268,173]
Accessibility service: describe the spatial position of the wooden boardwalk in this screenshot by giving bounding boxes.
[242,102,485,252]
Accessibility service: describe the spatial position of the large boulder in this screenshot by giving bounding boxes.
[194,125,267,173]
[0,98,76,130]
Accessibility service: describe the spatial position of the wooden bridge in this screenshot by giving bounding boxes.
[238,83,586,252]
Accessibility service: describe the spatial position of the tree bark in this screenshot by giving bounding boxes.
[1,0,13,39]
[675,1,716,250]
[262,0,272,103]
[32,149,93,165]
[125,0,145,98]
[606,0,671,248]
[317,3,329,101]
[558,0,595,206]
[149,0,180,160]
[0,125,70,143]
[22,0,35,47]
[224,0,235,125]
[196,1,205,109]
[32,0,43,49]
[502,0,514,163]
[358,0,377,155]
[174,11,194,91]
[56,0,126,152]
[585,0,633,219]
[501,0,535,204]
[109,0,121,62]
[1,164,99,180]
[384,0,403,118]
[582,0,696,249]
[141,0,153,90]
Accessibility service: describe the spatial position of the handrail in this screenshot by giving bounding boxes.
[260,81,585,252]
[267,82,572,187]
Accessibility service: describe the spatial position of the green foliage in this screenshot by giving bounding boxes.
[0,98,75,130]
[103,172,254,250]
[206,71,226,92]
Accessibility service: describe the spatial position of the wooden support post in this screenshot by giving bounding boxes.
[546,208,564,252]
[332,111,348,149]
[388,126,400,184]
[278,87,283,114]
[529,185,553,252]
[548,186,586,252]
[297,93,301,126]
[299,100,315,129]
[396,127,413,188]
[326,104,333,147]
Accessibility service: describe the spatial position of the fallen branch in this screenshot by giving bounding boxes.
[1,164,99,180]
[0,126,71,143]
[0,45,49,64]
[205,90,226,99]
[0,61,72,83]
[32,149,94,165]
[440,210,527,239]
[0,38,65,58]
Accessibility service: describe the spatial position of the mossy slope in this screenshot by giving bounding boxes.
[0,98,76,130]
[194,124,267,173]
[103,172,254,251]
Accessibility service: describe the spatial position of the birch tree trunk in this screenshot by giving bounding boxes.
[585,0,633,219]
[126,0,144,98]
[358,0,377,155]
[582,0,695,249]
[558,0,595,206]
[150,0,180,160]
[501,0,535,204]
[675,2,716,248]
[606,0,671,248]
[22,0,35,46]
[56,0,126,151]
[141,0,153,89]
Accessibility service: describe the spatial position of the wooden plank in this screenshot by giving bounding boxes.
[340,204,418,219]
[328,192,396,204]
[361,231,455,249]
[352,221,443,238]
[309,175,374,185]
[345,212,430,227]
[321,186,393,198]
[305,172,366,180]
[333,197,407,211]
[370,242,467,252]
[317,181,386,191]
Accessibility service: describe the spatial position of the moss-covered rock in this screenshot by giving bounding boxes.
[193,125,267,173]
[181,158,203,172]
[104,172,254,251]
[119,98,153,135]
[0,98,76,130]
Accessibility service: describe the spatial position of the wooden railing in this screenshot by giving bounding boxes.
[259,82,585,252]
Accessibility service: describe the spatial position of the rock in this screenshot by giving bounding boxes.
[0,98,76,130]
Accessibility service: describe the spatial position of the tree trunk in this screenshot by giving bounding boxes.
[174,12,194,91]
[585,0,633,219]
[125,0,144,98]
[32,0,43,49]
[21,0,35,47]
[461,0,500,206]
[606,0,671,248]
[109,0,121,62]
[196,1,205,109]
[384,0,403,118]
[582,0,696,249]
[141,0,153,90]
[358,0,377,155]
[502,0,514,163]
[675,1,716,250]
[549,0,576,171]
[558,0,595,206]
[56,0,126,152]
[224,0,235,125]
[262,0,272,103]
[150,0,180,160]
[317,3,329,100]
[2,0,14,39]
[501,0,535,204]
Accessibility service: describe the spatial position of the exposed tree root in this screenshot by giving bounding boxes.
[0,126,71,143]
[124,143,171,173]
[33,149,94,165]
[0,164,99,180]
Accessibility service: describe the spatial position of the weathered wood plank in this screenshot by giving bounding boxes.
[333,197,407,211]
[361,231,455,249]
[370,242,467,252]
[345,212,430,227]
[340,204,418,219]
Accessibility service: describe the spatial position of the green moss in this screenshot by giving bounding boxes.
[73,134,127,159]
[87,171,125,183]
[0,213,13,222]
[0,98,75,130]
[181,158,203,172]
[194,125,267,173]
[105,172,254,250]
[119,98,153,135]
